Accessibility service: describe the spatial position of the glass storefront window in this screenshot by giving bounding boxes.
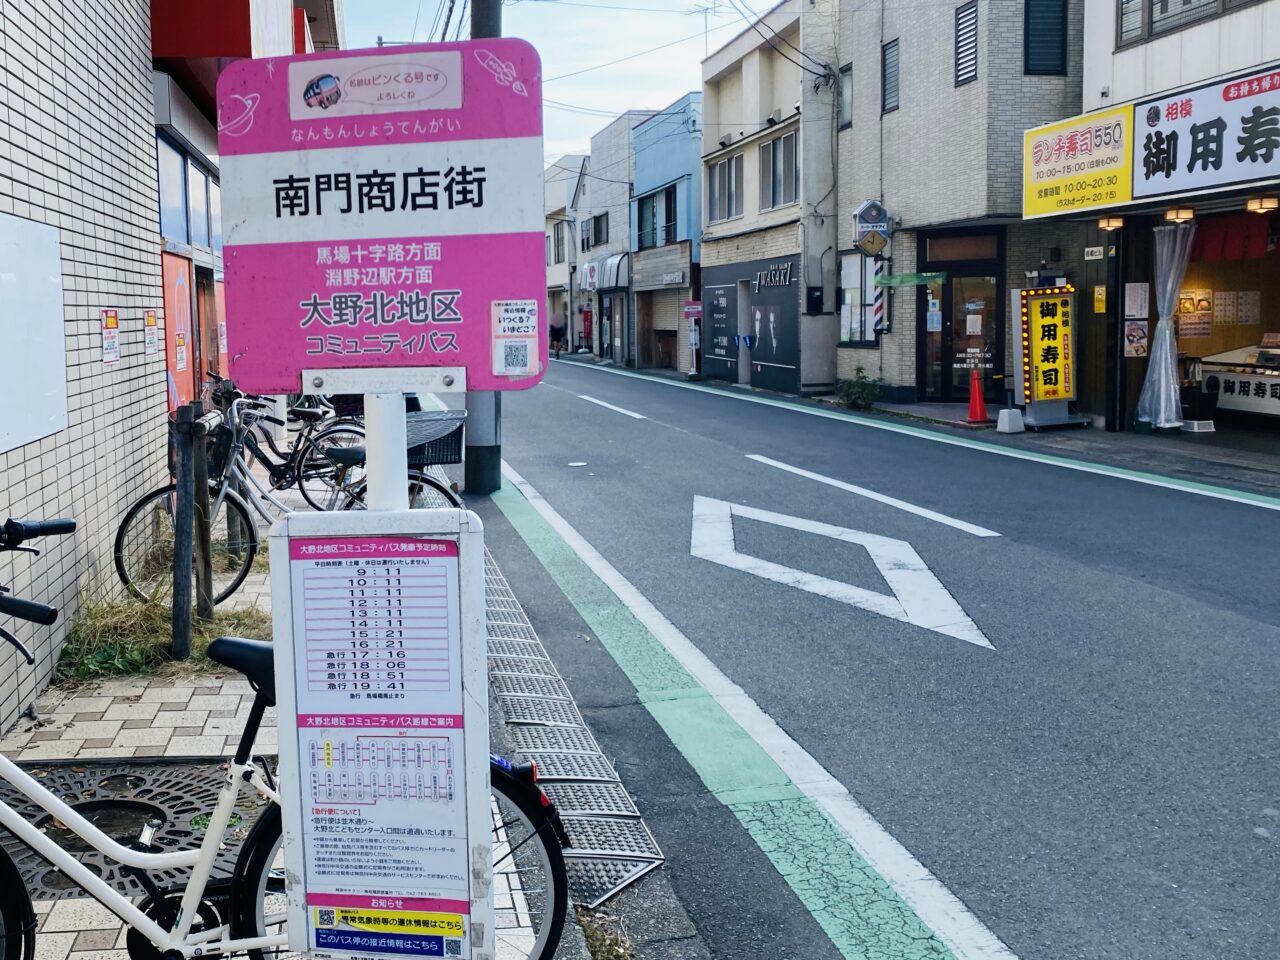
[157,137,187,243]
[188,162,210,248]
[209,182,222,255]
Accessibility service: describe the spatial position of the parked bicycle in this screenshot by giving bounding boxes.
[1,517,569,960]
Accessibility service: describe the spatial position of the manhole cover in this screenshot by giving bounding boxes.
[0,757,274,900]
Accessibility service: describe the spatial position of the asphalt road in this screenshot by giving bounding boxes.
[480,360,1280,960]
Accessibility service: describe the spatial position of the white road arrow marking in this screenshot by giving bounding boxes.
[690,496,993,649]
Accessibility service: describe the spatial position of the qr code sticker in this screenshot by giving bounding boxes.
[503,342,529,372]
[317,909,336,927]
[445,938,463,956]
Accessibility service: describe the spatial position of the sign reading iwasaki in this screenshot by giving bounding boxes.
[217,41,545,393]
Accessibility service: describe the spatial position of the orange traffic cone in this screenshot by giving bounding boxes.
[967,368,989,424]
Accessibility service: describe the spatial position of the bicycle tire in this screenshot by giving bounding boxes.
[230,765,567,960]
[113,484,258,605]
[341,469,462,510]
[295,425,367,511]
[0,846,35,960]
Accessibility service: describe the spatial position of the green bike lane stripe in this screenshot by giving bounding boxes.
[550,360,1280,513]
[493,463,1019,960]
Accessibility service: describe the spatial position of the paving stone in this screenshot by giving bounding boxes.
[77,746,147,759]
[0,730,34,751]
[139,687,194,704]
[165,735,226,756]
[72,712,105,722]
[111,728,172,748]
[122,719,154,729]
[132,745,167,757]
[66,950,131,960]
[172,726,204,737]
[187,694,242,712]
[44,898,120,932]
[103,702,161,721]
[30,730,63,742]
[19,740,84,761]
[150,710,210,728]
[74,931,119,951]
[193,686,221,696]
[81,738,115,749]
[209,709,238,719]
[59,697,113,714]
[65,720,123,740]
[33,931,76,960]
[87,679,149,697]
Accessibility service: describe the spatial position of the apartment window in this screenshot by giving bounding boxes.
[593,213,609,245]
[882,39,900,113]
[955,2,978,86]
[188,162,209,248]
[209,182,222,255]
[638,194,657,249]
[581,219,591,252]
[759,132,798,210]
[553,221,566,263]
[838,65,853,128]
[1120,0,1255,43]
[708,154,743,222]
[662,185,677,244]
[546,234,551,266]
[1025,0,1067,74]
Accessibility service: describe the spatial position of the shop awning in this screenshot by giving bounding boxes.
[600,253,629,290]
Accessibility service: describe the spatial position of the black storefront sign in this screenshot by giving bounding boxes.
[701,255,801,394]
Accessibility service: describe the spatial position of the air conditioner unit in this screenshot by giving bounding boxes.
[766,108,781,125]
[718,133,733,148]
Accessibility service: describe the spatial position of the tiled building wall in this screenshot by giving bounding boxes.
[701,222,800,269]
[0,0,168,731]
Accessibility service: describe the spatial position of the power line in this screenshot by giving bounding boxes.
[453,0,470,38]
[410,0,427,39]
[734,0,828,70]
[724,0,825,78]
[544,20,737,81]
[508,0,717,11]
[438,0,458,40]
[549,162,633,185]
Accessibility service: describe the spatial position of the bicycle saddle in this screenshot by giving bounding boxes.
[289,406,326,423]
[207,637,276,706]
[324,446,366,468]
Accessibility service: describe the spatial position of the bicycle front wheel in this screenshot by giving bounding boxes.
[113,484,258,605]
[231,769,567,960]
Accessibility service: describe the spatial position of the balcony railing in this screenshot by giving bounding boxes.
[638,221,678,250]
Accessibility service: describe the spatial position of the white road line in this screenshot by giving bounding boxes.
[691,496,993,648]
[577,395,647,419]
[747,454,1001,538]
[550,359,1280,513]
[502,460,1020,960]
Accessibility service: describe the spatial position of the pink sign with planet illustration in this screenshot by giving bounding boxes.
[217,41,545,393]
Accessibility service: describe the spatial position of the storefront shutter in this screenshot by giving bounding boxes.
[653,289,682,331]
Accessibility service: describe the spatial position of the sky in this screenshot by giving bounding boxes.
[341,0,752,160]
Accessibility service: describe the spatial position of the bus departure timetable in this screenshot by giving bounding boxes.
[286,535,470,960]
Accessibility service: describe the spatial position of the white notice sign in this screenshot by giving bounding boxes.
[287,535,471,960]
[1124,283,1150,319]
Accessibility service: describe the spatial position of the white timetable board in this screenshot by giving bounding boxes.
[270,509,491,960]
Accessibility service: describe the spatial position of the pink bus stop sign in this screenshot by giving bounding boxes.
[217,41,545,393]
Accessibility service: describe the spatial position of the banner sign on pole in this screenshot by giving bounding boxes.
[271,511,489,960]
[217,41,545,394]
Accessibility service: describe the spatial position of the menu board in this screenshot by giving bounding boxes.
[286,535,471,960]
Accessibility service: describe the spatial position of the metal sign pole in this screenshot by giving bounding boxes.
[363,393,410,512]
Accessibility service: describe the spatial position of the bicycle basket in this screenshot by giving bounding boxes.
[167,418,233,483]
[407,410,466,466]
[330,394,364,418]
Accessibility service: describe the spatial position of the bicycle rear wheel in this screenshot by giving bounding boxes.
[296,425,366,511]
[340,469,462,510]
[113,484,257,605]
[0,847,36,960]
[231,766,567,960]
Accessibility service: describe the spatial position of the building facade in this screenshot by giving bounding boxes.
[0,0,337,732]
[579,110,655,364]
[699,0,839,396]
[837,0,1094,413]
[631,93,704,375]
[545,154,587,351]
[1020,0,1280,431]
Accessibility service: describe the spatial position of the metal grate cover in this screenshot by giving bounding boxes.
[0,757,272,900]
[487,638,549,659]
[489,657,562,678]
[508,726,601,755]
[541,782,639,818]
[489,674,572,700]
[487,621,540,641]
[566,858,664,910]
[520,752,618,783]
[561,817,662,859]
[496,697,584,727]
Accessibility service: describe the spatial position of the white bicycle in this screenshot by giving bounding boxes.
[0,517,568,960]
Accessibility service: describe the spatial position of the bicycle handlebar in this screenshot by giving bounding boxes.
[1,517,76,550]
[0,593,58,626]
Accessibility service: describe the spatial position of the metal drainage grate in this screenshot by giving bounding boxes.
[0,757,272,900]
[483,551,665,909]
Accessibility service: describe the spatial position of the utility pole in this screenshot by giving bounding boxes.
[464,0,503,494]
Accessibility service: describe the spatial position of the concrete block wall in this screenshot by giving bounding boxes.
[0,0,167,731]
